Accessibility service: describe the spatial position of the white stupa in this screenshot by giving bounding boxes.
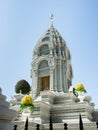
[10,17,98,130]
[0,88,17,130]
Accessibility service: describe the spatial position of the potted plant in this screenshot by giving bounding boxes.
[75,83,87,102]
[20,95,34,115]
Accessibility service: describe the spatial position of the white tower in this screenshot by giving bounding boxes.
[31,22,73,99]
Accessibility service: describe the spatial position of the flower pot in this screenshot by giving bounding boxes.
[22,108,32,117]
[78,91,85,103]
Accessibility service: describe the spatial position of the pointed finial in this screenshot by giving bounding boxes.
[50,14,54,26]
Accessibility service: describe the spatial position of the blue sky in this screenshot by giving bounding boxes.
[0,0,98,108]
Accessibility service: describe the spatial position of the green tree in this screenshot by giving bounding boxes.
[15,79,31,94]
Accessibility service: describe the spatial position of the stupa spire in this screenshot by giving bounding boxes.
[50,14,54,26]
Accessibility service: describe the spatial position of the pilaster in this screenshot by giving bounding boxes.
[50,68,54,91]
[33,70,38,99]
[55,64,57,91]
[60,59,63,92]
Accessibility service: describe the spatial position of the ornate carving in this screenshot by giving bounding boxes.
[34,71,38,77]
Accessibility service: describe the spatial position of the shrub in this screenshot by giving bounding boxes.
[15,79,30,94]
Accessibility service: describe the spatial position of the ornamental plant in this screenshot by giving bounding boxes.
[75,83,87,93]
[15,79,31,94]
[20,95,34,113]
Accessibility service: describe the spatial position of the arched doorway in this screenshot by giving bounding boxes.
[40,76,50,91]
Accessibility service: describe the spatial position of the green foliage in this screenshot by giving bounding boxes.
[15,79,30,94]
[20,104,34,113]
[76,88,87,93]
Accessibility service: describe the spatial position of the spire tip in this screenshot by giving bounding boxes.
[50,14,54,26]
